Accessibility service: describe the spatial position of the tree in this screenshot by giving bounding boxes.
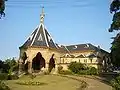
[111,75,120,90]
[109,0,120,67]
[109,0,120,32]
[0,0,7,19]
[111,34,120,67]
[0,60,9,73]
[4,58,18,75]
[68,62,87,74]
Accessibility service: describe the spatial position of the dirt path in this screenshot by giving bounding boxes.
[65,75,112,90]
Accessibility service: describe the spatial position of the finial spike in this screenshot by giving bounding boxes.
[42,6,44,14]
[40,6,45,24]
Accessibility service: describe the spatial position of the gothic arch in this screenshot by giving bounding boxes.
[21,52,27,64]
[32,52,45,72]
[21,52,28,72]
[48,54,55,72]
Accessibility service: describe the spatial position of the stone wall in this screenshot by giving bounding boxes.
[19,47,65,73]
[19,47,109,73]
[60,57,101,70]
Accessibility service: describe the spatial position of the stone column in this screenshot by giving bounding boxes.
[18,58,23,74]
[28,61,32,74]
[53,58,59,74]
[45,62,49,71]
[54,64,58,74]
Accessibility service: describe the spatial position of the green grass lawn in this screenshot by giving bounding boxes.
[5,75,82,90]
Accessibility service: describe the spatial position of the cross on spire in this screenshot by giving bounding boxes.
[40,6,45,24]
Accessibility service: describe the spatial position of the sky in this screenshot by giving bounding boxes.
[0,0,117,60]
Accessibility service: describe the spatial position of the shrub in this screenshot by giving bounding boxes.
[7,75,19,80]
[0,73,8,80]
[44,71,50,75]
[59,70,73,75]
[78,67,98,75]
[111,76,120,90]
[16,81,47,86]
[0,80,10,90]
[68,62,87,74]
[78,70,88,75]
[58,65,63,73]
[29,74,36,80]
[68,62,98,75]
[88,67,98,75]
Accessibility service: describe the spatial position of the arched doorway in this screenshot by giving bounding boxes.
[48,54,55,72]
[32,52,45,72]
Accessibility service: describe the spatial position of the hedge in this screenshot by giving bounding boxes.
[111,75,120,90]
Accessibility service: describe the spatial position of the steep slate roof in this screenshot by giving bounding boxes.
[65,43,98,52]
[65,43,109,54]
[20,24,58,49]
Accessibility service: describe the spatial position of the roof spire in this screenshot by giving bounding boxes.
[40,6,45,24]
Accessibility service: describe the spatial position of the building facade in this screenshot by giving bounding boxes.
[18,8,111,74]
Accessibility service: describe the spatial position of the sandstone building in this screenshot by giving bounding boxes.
[18,8,111,74]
